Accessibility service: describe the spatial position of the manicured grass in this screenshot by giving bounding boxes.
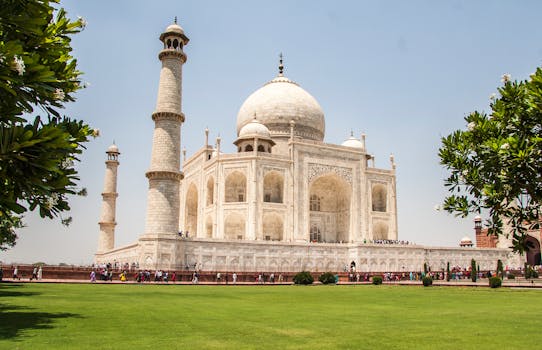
[0,283,541,349]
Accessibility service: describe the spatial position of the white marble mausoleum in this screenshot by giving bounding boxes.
[95,20,520,272]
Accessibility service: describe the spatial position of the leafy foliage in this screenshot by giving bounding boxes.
[0,0,94,249]
[318,272,336,285]
[471,259,477,282]
[372,276,382,285]
[422,276,433,287]
[489,276,502,288]
[496,259,504,278]
[293,271,314,285]
[439,69,542,253]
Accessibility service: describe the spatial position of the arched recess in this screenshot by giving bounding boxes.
[309,174,351,243]
[373,222,389,240]
[185,183,198,236]
[206,177,214,206]
[526,236,541,266]
[205,215,213,238]
[263,171,284,203]
[372,184,387,212]
[262,213,284,241]
[224,212,245,240]
[225,171,247,202]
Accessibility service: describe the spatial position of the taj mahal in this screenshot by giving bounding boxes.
[95,20,524,272]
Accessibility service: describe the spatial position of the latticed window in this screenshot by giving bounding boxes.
[310,195,320,211]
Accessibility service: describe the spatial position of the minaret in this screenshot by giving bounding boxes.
[97,143,120,253]
[143,20,189,241]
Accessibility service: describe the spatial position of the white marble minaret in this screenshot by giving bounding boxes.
[97,143,120,253]
[142,19,189,253]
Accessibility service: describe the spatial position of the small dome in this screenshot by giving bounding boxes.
[341,135,364,149]
[165,23,185,35]
[238,118,271,139]
[460,236,473,247]
[107,144,119,153]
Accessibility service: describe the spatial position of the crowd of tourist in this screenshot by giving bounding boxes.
[365,239,410,245]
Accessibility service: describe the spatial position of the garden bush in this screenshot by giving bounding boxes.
[507,274,515,279]
[318,272,336,285]
[489,276,502,288]
[293,271,314,285]
[372,276,383,285]
[422,276,433,287]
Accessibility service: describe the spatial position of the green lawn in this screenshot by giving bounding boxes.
[0,283,540,349]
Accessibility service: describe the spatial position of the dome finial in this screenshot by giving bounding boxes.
[278,53,284,76]
[174,16,177,24]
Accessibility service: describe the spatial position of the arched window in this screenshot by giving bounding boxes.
[225,171,247,202]
[173,39,179,49]
[263,213,284,241]
[167,39,172,48]
[263,171,284,203]
[373,222,389,240]
[310,225,321,242]
[257,145,265,152]
[372,184,387,212]
[205,216,213,238]
[185,184,198,236]
[224,213,245,240]
[310,195,320,211]
[245,145,253,152]
[206,177,214,206]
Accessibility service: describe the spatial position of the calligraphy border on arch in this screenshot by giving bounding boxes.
[308,163,352,184]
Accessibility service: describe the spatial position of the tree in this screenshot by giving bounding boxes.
[439,68,542,253]
[471,259,477,282]
[0,0,95,250]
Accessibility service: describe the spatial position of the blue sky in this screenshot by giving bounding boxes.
[2,1,542,265]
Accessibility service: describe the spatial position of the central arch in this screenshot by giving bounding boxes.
[309,174,351,243]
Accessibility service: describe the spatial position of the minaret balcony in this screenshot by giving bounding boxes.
[158,49,186,62]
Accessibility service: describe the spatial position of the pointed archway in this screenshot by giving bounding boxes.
[309,174,351,243]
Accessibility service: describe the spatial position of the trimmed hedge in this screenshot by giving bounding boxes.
[422,276,433,287]
[489,276,502,288]
[372,276,383,285]
[293,271,314,285]
[318,272,336,285]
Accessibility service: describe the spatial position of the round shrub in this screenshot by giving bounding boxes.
[422,276,433,287]
[507,274,515,280]
[318,272,336,285]
[293,271,314,285]
[489,276,502,288]
[372,276,383,285]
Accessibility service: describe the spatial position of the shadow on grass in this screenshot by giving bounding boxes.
[0,304,81,339]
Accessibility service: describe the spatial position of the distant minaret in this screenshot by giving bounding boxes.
[143,19,189,238]
[97,143,120,253]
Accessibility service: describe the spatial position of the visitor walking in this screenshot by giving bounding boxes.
[232,272,237,284]
[31,266,38,280]
[37,266,42,280]
[90,270,96,282]
[12,266,19,280]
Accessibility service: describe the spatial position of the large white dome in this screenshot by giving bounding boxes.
[236,75,325,141]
